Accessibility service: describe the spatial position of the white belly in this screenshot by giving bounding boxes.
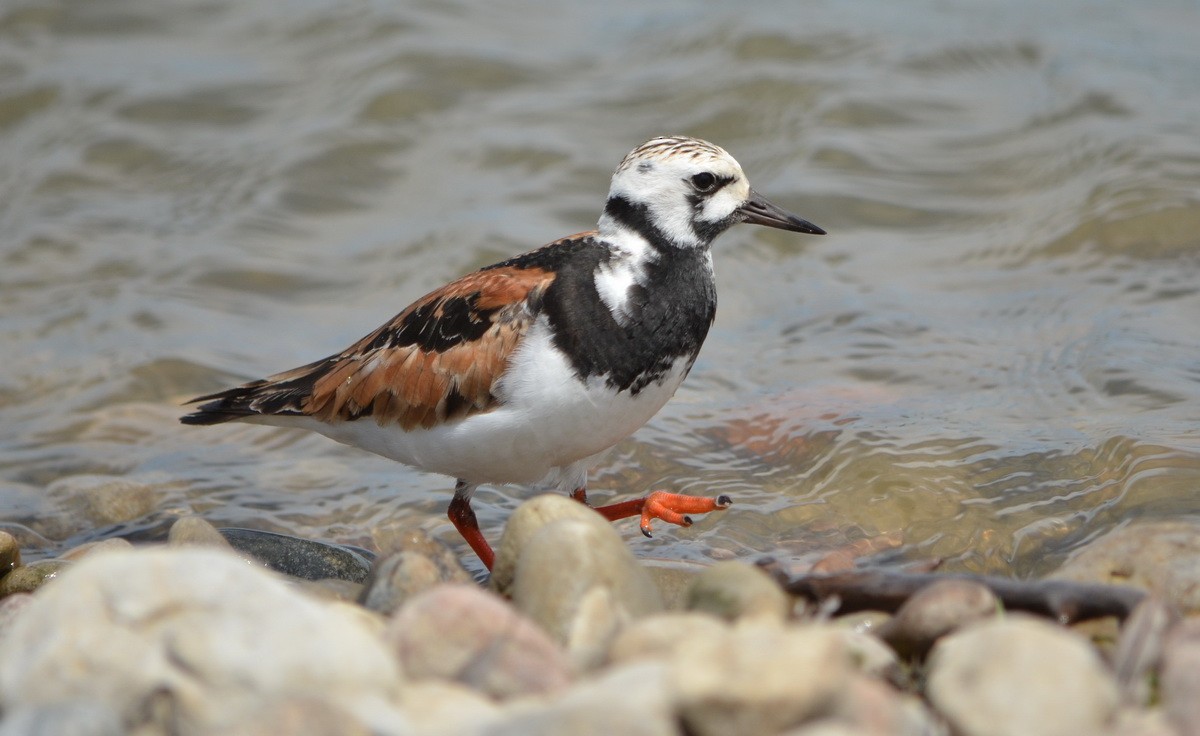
[271,319,692,488]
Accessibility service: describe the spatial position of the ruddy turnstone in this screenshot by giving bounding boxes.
[182,136,824,570]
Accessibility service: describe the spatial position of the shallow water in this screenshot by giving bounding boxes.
[2,0,1198,577]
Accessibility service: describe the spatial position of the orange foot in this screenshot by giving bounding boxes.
[574,489,733,538]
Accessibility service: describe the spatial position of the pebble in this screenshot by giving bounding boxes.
[1051,519,1200,615]
[607,611,728,666]
[1112,596,1178,705]
[499,494,663,670]
[0,547,402,735]
[385,583,572,699]
[486,661,676,736]
[0,530,20,576]
[0,515,1188,736]
[0,559,69,597]
[219,527,373,583]
[359,526,472,615]
[1161,617,1200,735]
[822,674,940,736]
[166,516,232,549]
[0,700,124,736]
[685,560,792,622]
[490,493,605,595]
[670,620,851,736]
[397,681,500,735]
[876,578,999,659]
[926,615,1119,736]
[836,628,904,684]
[47,474,163,527]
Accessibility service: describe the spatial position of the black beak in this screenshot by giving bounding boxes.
[738,190,825,235]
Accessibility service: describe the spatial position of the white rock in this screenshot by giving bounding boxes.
[0,547,404,735]
[670,620,851,736]
[926,615,1119,736]
[498,495,663,671]
[607,612,728,666]
[485,661,675,736]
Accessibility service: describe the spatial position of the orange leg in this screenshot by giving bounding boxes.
[573,488,732,538]
[448,480,494,570]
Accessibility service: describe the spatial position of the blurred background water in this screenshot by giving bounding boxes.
[1,0,1198,577]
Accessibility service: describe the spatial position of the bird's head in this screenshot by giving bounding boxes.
[600,136,825,249]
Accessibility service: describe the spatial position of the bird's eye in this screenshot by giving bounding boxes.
[690,172,717,193]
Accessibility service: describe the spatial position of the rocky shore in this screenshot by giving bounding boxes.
[1,495,1198,736]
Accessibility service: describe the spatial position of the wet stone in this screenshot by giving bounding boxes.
[926,615,1119,736]
[219,527,373,583]
[685,560,791,622]
[48,474,163,527]
[359,527,472,616]
[167,516,232,549]
[0,559,69,598]
[0,530,19,577]
[877,578,999,659]
[385,583,572,699]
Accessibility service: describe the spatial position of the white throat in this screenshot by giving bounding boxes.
[593,220,659,325]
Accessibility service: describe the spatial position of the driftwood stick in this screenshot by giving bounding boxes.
[771,567,1146,624]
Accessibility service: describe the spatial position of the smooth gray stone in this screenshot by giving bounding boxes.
[218,527,373,583]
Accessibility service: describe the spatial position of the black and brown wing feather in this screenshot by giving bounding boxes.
[182,264,557,431]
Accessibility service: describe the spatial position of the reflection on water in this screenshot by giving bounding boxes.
[2,0,1199,576]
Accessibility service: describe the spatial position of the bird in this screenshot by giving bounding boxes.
[182,135,824,571]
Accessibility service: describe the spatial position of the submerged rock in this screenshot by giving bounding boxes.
[47,474,165,527]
